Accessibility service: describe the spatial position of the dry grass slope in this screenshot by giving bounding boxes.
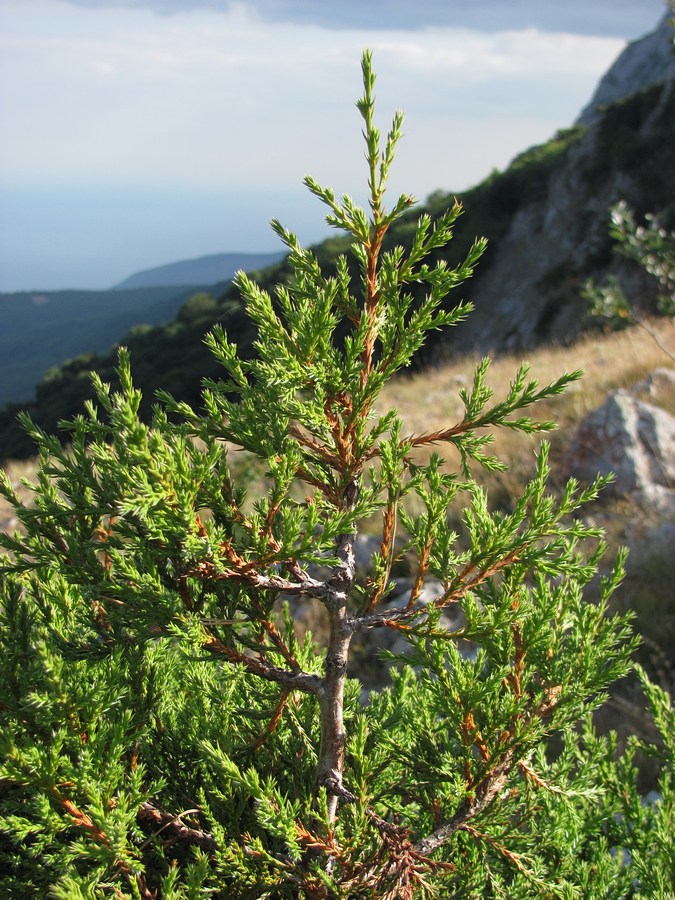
[380,317,674,477]
[2,317,673,530]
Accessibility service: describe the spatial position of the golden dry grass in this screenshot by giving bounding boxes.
[0,457,39,533]
[382,317,673,446]
[1,318,673,534]
[377,317,675,503]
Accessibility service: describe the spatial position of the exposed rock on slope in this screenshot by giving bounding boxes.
[577,13,675,126]
[564,369,675,515]
[454,77,674,353]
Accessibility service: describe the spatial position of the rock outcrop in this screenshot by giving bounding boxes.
[564,370,675,514]
[443,11,675,355]
[455,75,674,352]
[577,13,675,126]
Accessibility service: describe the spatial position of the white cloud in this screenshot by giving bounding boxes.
[12,0,665,39]
[0,0,638,288]
[0,0,625,196]
[366,28,622,79]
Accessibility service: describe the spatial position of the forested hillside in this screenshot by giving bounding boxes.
[0,79,672,460]
[0,283,226,406]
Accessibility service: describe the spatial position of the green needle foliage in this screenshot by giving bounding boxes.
[1,52,673,898]
[583,200,675,360]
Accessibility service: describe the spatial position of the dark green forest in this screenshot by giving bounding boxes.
[0,284,228,407]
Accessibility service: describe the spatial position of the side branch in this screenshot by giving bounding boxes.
[362,418,472,461]
[188,559,326,599]
[204,635,322,695]
[137,802,219,853]
[405,420,471,448]
[354,547,525,632]
[247,687,293,751]
[288,422,341,468]
[412,682,565,859]
[413,753,514,857]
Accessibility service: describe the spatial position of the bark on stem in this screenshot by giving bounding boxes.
[316,607,353,821]
[315,478,358,822]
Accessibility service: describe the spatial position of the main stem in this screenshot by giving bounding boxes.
[316,476,358,822]
[315,190,383,822]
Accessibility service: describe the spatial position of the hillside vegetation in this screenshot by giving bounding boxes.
[0,255,285,408]
[0,283,226,406]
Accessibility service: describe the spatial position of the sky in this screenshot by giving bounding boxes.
[0,0,667,291]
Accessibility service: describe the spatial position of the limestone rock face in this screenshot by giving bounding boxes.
[455,75,674,353]
[444,11,675,356]
[577,14,675,127]
[633,367,675,403]
[564,386,675,513]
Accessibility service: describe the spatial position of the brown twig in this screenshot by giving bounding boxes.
[259,616,302,674]
[50,788,157,897]
[355,546,525,632]
[288,422,341,468]
[296,821,341,860]
[405,420,472,449]
[137,802,219,853]
[405,539,431,611]
[203,634,322,695]
[295,464,340,502]
[340,807,454,900]
[506,620,525,700]
[412,752,514,857]
[247,687,293,752]
[51,789,109,845]
[359,225,388,391]
[186,553,326,599]
[365,494,399,612]
[518,759,566,795]
[459,822,534,875]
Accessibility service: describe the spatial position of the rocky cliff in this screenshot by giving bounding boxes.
[443,11,675,354]
[452,75,674,353]
[577,11,675,126]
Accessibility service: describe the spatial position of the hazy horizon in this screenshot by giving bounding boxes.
[0,0,666,292]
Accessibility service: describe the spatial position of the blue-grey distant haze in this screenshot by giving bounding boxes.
[0,0,666,291]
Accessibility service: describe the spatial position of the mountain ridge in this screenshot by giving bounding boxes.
[577,11,675,125]
[113,251,286,290]
[0,283,226,406]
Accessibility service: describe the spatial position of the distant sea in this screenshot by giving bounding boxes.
[0,181,333,293]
